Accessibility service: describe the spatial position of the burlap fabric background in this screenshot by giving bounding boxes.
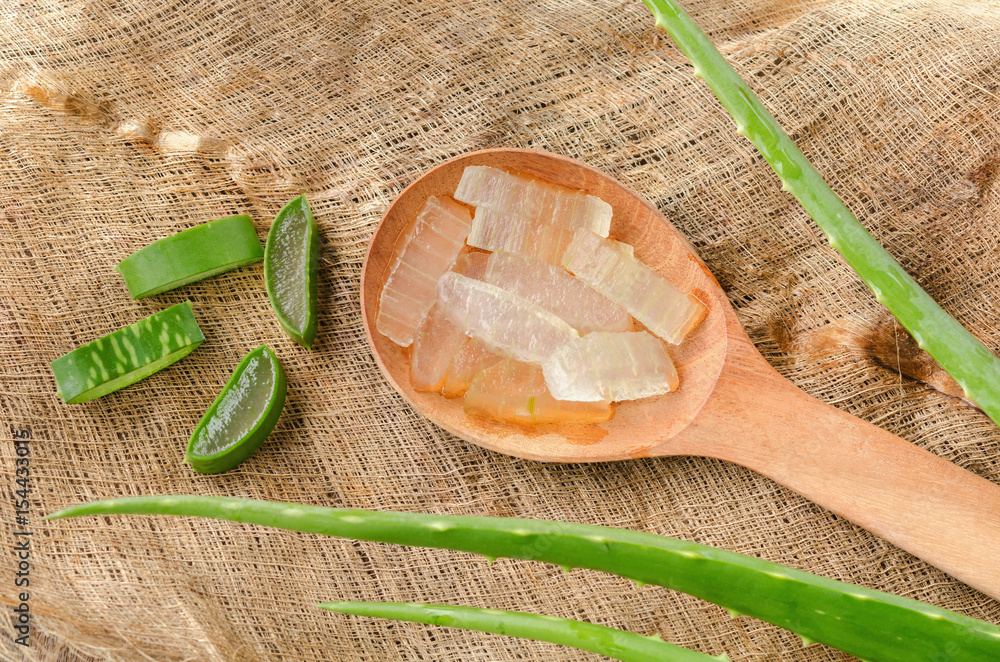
[2,0,999,659]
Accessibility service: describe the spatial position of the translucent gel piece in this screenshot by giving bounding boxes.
[455,166,612,237]
[435,272,578,364]
[465,360,612,425]
[410,304,468,392]
[542,331,679,402]
[562,229,707,344]
[377,196,473,346]
[484,251,631,334]
[191,353,275,457]
[409,249,493,394]
[441,339,502,399]
[467,211,578,266]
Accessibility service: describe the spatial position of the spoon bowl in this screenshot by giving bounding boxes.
[361,148,1000,601]
[362,148,726,461]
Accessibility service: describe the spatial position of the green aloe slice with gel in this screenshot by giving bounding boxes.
[264,195,319,349]
[115,215,264,299]
[50,301,205,404]
[185,345,287,474]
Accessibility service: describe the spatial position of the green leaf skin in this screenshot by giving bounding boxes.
[264,195,319,350]
[115,215,263,299]
[319,601,725,662]
[185,345,287,474]
[640,0,1000,425]
[50,302,205,403]
[46,496,1000,661]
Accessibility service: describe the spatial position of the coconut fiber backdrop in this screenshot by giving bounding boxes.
[2,0,999,659]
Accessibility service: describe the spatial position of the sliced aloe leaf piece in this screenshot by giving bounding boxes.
[115,215,263,299]
[51,301,205,404]
[185,345,287,474]
[264,195,319,349]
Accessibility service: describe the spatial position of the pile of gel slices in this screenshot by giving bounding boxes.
[376,166,707,425]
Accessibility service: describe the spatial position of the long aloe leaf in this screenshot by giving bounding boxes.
[319,601,724,661]
[46,496,1000,661]
[640,0,1000,424]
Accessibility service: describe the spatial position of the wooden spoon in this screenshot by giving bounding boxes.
[361,148,1000,601]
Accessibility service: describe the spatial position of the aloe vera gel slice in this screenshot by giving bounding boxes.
[115,215,263,299]
[185,345,287,474]
[264,195,319,349]
[51,301,205,404]
[543,331,679,402]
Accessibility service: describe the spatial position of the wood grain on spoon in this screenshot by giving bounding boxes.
[361,148,1000,602]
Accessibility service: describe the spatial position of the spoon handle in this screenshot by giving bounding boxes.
[665,334,1000,601]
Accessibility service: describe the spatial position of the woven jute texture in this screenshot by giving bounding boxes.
[2,0,999,659]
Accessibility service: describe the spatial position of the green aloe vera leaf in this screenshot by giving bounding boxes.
[319,601,724,662]
[45,496,1000,661]
[640,0,1000,425]
[115,215,263,299]
[50,302,204,404]
[264,195,319,349]
[185,345,287,474]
